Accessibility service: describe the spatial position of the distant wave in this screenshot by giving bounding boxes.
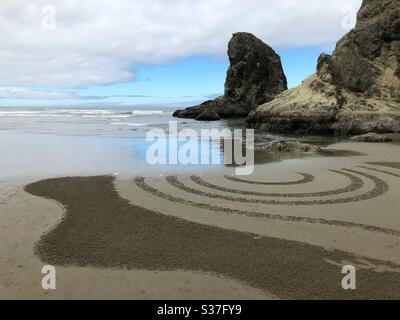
[131,110,164,115]
[0,109,166,117]
[0,108,168,137]
[111,122,149,127]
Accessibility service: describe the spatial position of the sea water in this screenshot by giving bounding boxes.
[0,106,337,179]
[0,107,241,178]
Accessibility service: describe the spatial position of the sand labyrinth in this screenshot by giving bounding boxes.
[134,163,400,237]
[24,162,400,299]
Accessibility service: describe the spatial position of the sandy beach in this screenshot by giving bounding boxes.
[1,141,400,300]
[2,0,400,304]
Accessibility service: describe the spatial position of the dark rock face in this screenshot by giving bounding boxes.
[174,33,287,121]
[173,97,226,119]
[222,33,288,116]
[247,0,400,135]
[318,0,400,100]
[265,141,324,153]
[351,133,393,142]
[195,109,221,121]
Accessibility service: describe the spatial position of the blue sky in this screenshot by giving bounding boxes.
[0,46,326,108]
[0,0,361,108]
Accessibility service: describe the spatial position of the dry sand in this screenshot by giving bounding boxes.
[1,141,400,299]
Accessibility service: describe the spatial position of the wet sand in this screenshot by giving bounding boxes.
[2,141,400,299]
[367,162,400,170]
[24,175,400,299]
[0,178,270,300]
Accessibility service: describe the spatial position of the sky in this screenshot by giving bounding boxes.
[0,0,363,108]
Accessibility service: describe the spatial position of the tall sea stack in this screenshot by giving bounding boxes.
[173,32,287,121]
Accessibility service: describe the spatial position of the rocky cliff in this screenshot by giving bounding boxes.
[247,0,400,135]
[173,32,287,121]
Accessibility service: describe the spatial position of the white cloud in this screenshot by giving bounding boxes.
[0,86,78,99]
[0,0,362,88]
[0,86,155,100]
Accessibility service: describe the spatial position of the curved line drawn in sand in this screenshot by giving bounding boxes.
[192,170,364,198]
[358,166,400,178]
[165,169,389,206]
[24,176,400,300]
[366,162,400,170]
[134,176,400,237]
[224,173,315,185]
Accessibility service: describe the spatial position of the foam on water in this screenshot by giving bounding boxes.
[0,107,173,138]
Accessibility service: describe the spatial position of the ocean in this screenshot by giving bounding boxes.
[0,107,178,138]
[0,106,338,179]
[0,107,247,178]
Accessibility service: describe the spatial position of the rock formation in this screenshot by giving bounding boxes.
[264,141,325,153]
[173,32,287,121]
[195,109,221,121]
[351,132,393,142]
[247,0,400,135]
